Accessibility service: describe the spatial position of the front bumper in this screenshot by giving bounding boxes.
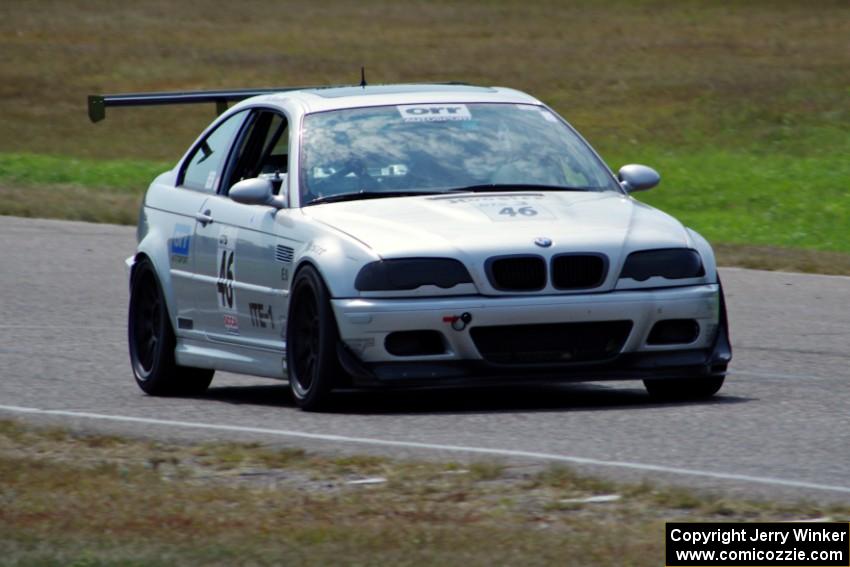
[331,284,732,386]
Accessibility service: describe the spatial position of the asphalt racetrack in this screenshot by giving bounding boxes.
[1,216,848,503]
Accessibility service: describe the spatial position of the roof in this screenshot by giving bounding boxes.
[244,83,543,114]
[306,84,495,98]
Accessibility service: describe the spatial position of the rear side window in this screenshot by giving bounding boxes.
[181,111,248,192]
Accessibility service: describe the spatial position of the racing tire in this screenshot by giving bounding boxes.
[643,375,725,401]
[286,265,343,411]
[128,258,214,396]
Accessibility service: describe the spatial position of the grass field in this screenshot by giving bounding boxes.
[1,0,848,269]
[1,419,846,566]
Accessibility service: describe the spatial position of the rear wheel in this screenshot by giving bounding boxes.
[128,258,214,395]
[286,265,343,411]
[643,375,724,401]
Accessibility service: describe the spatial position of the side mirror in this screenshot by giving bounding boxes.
[618,164,660,193]
[229,177,285,208]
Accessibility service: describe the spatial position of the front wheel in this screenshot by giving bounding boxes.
[286,265,343,411]
[128,258,214,396]
[643,375,725,401]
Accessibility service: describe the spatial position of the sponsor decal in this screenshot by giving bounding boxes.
[249,303,274,329]
[397,104,471,122]
[477,200,554,221]
[306,242,326,256]
[170,224,192,260]
[223,314,239,335]
[437,194,546,204]
[204,170,217,191]
[216,227,238,313]
[430,194,555,221]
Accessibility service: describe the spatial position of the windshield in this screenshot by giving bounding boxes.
[299,103,619,205]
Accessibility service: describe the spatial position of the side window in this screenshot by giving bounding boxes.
[180,110,248,192]
[260,115,289,175]
[224,110,289,192]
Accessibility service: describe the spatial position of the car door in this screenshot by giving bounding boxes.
[193,109,298,351]
[163,109,250,336]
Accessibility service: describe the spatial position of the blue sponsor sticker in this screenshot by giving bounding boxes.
[170,224,192,257]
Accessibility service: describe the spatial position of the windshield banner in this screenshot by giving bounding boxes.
[397,104,471,122]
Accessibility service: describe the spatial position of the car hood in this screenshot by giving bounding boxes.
[304,191,694,263]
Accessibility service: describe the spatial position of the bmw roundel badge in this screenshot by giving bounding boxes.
[534,237,553,248]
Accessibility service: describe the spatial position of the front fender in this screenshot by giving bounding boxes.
[686,228,719,284]
[125,255,136,290]
[294,233,377,298]
[133,220,179,327]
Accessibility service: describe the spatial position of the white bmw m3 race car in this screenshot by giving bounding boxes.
[89,83,731,410]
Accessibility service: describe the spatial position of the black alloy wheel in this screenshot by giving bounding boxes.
[128,258,214,395]
[286,265,343,410]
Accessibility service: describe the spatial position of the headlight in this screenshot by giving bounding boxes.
[355,258,473,291]
[619,249,704,281]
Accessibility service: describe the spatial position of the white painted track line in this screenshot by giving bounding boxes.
[732,369,821,380]
[1,404,849,495]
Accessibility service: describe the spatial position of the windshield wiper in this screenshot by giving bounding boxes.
[447,183,592,193]
[304,185,593,206]
[304,190,438,206]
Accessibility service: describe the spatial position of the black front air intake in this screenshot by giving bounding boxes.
[384,330,447,356]
[486,255,546,291]
[470,321,633,364]
[647,319,700,345]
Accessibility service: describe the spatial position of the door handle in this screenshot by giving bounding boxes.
[195,210,214,226]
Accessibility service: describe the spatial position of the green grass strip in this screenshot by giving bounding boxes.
[0,153,172,192]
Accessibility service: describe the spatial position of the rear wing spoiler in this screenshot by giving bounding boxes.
[87,82,472,122]
[86,87,327,123]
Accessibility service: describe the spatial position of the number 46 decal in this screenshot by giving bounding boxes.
[216,250,235,310]
[499,206,538,217]
[216,227,237,312]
